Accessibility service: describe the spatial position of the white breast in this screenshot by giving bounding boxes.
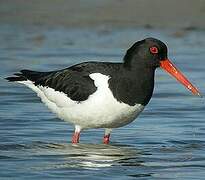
[18,73,145,129]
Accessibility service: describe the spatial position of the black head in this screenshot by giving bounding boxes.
[123,37,201,97]
[123,37,168,69]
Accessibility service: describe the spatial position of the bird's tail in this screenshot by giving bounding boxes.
[5,70,44,82]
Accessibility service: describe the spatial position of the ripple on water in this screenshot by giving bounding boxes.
[0,26,205,179]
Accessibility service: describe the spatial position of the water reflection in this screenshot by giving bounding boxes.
[30,142,144,170]
[1,25,205,179]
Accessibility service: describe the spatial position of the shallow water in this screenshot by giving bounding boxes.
[0,25,205,179]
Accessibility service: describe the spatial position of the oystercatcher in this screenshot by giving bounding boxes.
[6,38,201,144]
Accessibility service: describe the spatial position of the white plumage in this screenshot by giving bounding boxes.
[18,73,144,130]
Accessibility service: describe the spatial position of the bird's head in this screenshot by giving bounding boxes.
[123,37,201,97]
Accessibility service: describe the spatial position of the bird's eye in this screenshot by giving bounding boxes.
[150,46,158,54]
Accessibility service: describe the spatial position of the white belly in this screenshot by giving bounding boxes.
[19,73,144,129]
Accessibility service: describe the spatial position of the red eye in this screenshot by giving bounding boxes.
[150,46,158,54]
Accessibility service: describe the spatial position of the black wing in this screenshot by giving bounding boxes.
[6,65,98,102]
[6,61,121,102]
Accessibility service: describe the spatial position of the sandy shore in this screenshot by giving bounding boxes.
[1,0,205,29]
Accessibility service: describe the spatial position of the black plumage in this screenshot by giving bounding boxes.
[6,38,168,106]
[5,37,201,144]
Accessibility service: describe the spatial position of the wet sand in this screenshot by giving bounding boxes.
[1,0,205,29]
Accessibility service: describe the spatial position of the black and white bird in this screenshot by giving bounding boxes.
[6,38,201,144]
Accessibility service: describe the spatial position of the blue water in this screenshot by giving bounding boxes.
[0,25,205,179]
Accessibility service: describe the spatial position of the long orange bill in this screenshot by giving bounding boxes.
[160,59,202,97]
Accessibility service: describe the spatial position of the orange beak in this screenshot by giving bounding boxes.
[160,59,202,97]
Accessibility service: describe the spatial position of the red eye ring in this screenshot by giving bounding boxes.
[150,46,158,54]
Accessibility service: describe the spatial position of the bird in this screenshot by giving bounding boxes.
[6,37,201,144]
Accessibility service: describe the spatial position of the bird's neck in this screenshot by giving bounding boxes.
[109,65,155,106]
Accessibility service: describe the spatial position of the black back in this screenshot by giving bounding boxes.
[6,37,168,106]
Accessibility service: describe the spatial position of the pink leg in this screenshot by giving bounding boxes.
[72,126,81,144]
[72,132,80,144]
[103,129,112,144]
[103,134,110,144]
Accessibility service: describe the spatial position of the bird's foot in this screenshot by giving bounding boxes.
[72,132,80,144]
[103,134,110,144]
